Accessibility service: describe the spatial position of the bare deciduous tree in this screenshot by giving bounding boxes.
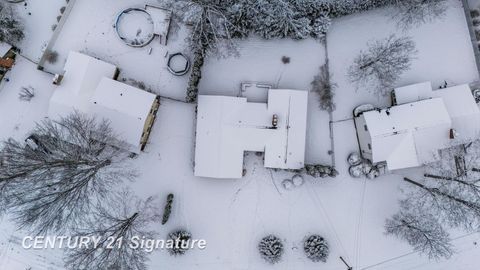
[392,0,448,30]
[421,141,480,230]
[64,190,159,270]
[348,35,417,96]
[18,86,35,101]
[385,200,454,260]
[0,112,135,235]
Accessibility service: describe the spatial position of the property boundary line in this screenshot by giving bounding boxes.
[37,0,78,70]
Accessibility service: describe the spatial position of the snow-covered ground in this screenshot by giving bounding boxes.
[5,0,67,62]
[1,0,480,269]
[0,60,477,270]
[0,57,54,141]
[41,0,191,101]
[328,0,479,121]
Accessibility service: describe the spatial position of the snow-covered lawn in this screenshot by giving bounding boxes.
[6,0,67,62]
[40,0,191,101]
[199,37,332,165]
[0,57,54,141]
[1,0,480,269]
[328,0,479,120]
[0,56,479,270]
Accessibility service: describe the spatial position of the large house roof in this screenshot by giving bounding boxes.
[364,98,452,170]
[48,51,157,153]
[363,82,480,170]
[194,89,308,179]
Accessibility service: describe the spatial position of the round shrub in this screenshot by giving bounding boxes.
[167,229,192,256]
[303,235,329,262]
[258,235,284,264]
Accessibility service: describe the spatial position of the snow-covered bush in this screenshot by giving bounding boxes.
[44,50,59,64]
[162,193,174,225]
[0,2,24,45]
[349,164,364,178]
[349,157,383,179]
[311,63,336,112]
[347,152,362,166]
[311,14,331,39]
[292,174,304,187]
[303,235,329,262]
[258,235,284,264]
[228,0,331,41]
[282,179,294,190]
[305,164,338,178]
[329,0,391,17]
[186,50,204,103]
[167,229,192,256]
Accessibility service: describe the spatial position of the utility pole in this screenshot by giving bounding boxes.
[340,256,353,270]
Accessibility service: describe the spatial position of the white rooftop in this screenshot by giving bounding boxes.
[362,82,480,170]
[48,51,157,153]
[364,98,452,170]
[394,82,480,142]
[0,42,12,57]
[194,89,308,179]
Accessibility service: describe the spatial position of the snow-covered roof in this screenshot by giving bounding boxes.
[362,82,480,170]
[48,51,157,153]
[0,42,12,57]
[49,51,117,114]
[394,81,433,103]
[364,98,452,170]
[394,82,480,143]
[194,89,308,179]
[90,78,156,151]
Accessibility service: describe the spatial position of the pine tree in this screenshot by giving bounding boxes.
[258,235,284,264]
[304,235,329,262]
[0,2,24,45]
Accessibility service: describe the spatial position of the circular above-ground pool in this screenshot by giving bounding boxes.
[115,8,155,47]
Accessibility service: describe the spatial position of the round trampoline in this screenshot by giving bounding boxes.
[115,8,155,47]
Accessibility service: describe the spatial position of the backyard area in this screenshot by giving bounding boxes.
[0,0,480,269]
[40,0,191,101]
[6,0,67,62]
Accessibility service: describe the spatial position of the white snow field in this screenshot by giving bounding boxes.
[6,0,67,62]
[0,0,480,269]
[0,57,54,141]
[40,0,191,101]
